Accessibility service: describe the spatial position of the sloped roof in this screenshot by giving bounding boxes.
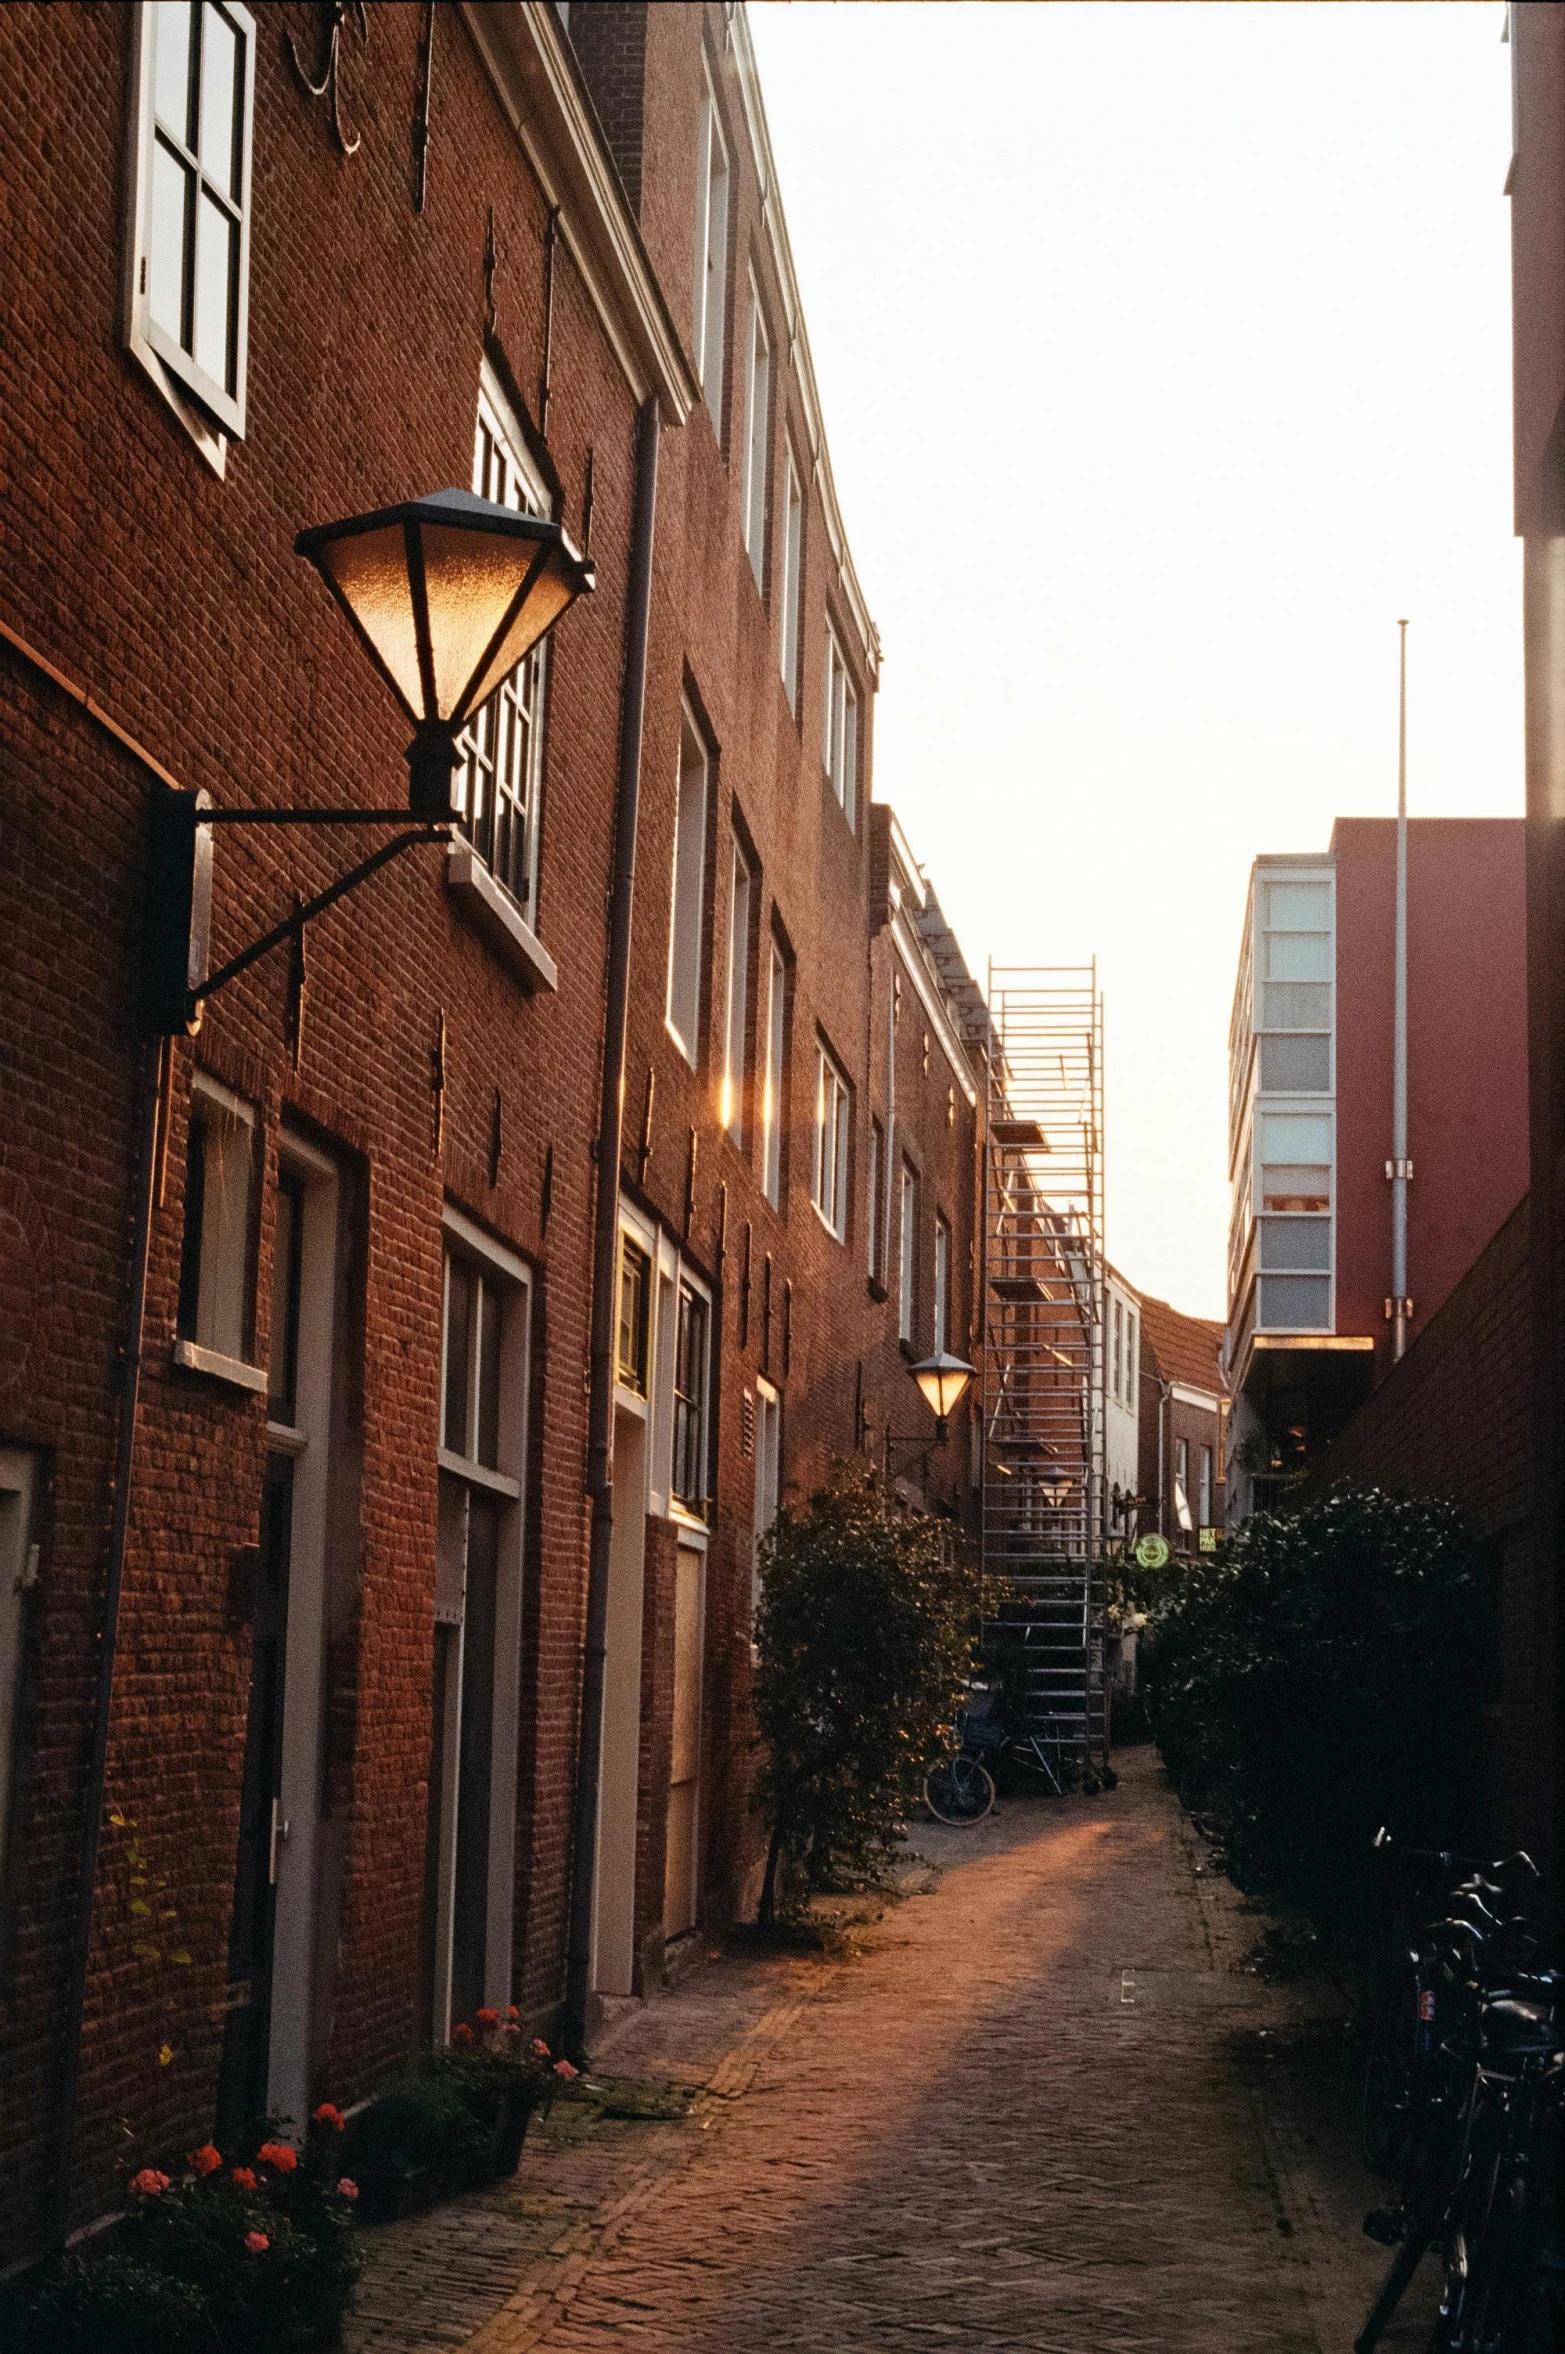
[1134,1289,1227,1398]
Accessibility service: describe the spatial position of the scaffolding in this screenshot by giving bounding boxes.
[980,964,1108,1790]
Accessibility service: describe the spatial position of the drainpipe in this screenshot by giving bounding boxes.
[564,397,660,2062]
[1391,618,1411,1360]
[1156,1377,1170,1537]
[53,1033,163,2244]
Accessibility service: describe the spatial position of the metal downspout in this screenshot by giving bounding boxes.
[53,1034,163,2244]
[564,396,660,2060]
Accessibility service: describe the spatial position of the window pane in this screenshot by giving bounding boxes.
[194,188,235,389]
[153,0,195,140]
[1262,981,1331,1030]
[444,1259,472,1455]
[723,844,751,1140]
[476,1279,502,1469]
[1259,1033,1330,1092]
[199,4,241,197]
[1261,1165,1331,1213]
[835,1083,850,1235]
[1260,1112,1331,1164]
[841,691,857,829]
[618,1240,649,1393]
[1259,1216,1331,1272]
[1265,881,1331,930]
[666,721,708,1059]
[149,137,191,343]
[1259,1273,1330,1329]
[268,1174,304,1422]
[1264,929,1330,982]
[763,949,785,1206]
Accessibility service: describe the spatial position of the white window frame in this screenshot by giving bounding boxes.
[431,1207,532,2034]
[898,1163,917,1344]
[722,834,753,1144]
[174,1070,260,1382]
[452,368,553,921]
[823,624,858,831]
[125,0,256,461]
[762,939,786,1207]
[666,706,710,1066]
[934,1216,951,1353]
[751,1374,781,1630]
[691,67,730,429]
[779,445,803,709]
[670,1275,713,1523]
[742,279,771,583]
[812,1039,851,1243]
[867,1117,884,1282]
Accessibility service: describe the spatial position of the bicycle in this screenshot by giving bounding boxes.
[1354,1832,1562,2354]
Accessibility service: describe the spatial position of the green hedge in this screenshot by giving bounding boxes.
[1144,1487,1484,1946]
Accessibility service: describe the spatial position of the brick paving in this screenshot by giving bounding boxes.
[349,1748,1435,2353]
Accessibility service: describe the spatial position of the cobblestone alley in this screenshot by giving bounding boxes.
[349,1748,1434,2354]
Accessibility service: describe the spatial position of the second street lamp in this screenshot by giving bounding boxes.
[295,486,595,820]
[909,1349,976,1443]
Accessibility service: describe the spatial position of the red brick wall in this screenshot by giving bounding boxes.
[0,0,989,2259]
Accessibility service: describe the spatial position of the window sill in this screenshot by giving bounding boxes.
[437,1445,522,1500]
[173,1338,268,1394]
[445,843,558,993]
[811,1200,846,1246]
[669,1507,710,1543]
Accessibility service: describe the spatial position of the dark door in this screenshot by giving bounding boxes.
[216,1454,292,2143]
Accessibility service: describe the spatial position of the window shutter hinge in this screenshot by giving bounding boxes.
[139,256,147,295]
[1384,1158,1413,1180]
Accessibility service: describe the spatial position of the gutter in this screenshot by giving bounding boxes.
[563,395,660,2059]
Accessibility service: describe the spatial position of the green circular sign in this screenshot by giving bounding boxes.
[1134,1534,1171,1571]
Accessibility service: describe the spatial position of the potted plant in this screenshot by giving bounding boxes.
[344,2010,572,2220]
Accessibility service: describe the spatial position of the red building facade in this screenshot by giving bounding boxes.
[0,0,984,2261]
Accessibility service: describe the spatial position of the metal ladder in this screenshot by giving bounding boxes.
[980,967,1108,1789]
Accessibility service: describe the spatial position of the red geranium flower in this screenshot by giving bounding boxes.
[336,2177,359,2201]
[256,2141,298,2173]
[506,2005,520,2023]
[312,2102,345,2132]
[474,2006,500,2030]
[244,2231,270,2254]
[553,2058,579,2081]
[450,2022,474,2048]
[231,2166,257,2190]
[187,2143,222,2176]
[129,2168,170,2196]
[530,2039,551,2058]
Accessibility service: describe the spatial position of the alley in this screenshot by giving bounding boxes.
[351,1750,1428,2354]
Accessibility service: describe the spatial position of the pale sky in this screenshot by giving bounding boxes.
[746,0,1522,1320]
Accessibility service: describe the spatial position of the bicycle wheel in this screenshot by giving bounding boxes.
[1362,1968,1421,2178]
[924,1754,995,1825]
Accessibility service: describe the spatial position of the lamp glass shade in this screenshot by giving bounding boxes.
[297,488,593,734]
[911,1350,975,1422]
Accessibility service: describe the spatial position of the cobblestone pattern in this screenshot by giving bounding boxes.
[351,1751,1437,2353]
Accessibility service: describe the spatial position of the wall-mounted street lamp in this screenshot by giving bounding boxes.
[909,1349,976,1443]
[295,487,593,821]
[884,1348,976,1472]
[141,488,593,1034]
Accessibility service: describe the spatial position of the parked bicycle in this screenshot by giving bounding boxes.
[1354,1828,1562,2354]
[922,1682,1116,1823]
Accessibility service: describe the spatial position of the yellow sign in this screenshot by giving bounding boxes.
[1198,1525,1219,1554]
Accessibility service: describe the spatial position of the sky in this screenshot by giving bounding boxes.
[745,0,1522,1320]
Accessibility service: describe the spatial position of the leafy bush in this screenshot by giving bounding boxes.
[19,2254,210,2354]
[343,2013,565,2219]
[1144,1487,1482,1942]
[752,1464,981,1923]
[19,2110,362,2353]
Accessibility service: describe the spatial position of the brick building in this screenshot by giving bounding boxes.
[1133,1294,1226,1557]
[0,0,985,2261]
[1223,822,1528,1517]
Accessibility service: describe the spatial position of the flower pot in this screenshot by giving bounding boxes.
[490,2087,536,2181]
[350,2160,440,2226]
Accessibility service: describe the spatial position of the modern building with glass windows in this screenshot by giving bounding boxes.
[1225,821,1528,1518]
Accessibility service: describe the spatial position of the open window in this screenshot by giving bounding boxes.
[126,1,255,461]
